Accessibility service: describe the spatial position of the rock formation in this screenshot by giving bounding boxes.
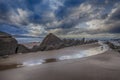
[32,33,64,51]
[39,33,63,51]
[0,31,18,56]
[31,33,98,52]
[16,44,30,53]
[0,31,98,56]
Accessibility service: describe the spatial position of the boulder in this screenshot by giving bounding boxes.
[31,45,39,52]
[37,33,63,51]
[16,44,30,53]
[0,31,18,56]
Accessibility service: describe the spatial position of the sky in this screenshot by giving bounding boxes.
[0,0,120,38]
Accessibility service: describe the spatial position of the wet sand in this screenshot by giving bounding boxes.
[0,42,101,64]
[0,42,120,80]
[0,64,21,71]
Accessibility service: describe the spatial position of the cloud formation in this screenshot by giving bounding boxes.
[0,0,119,38]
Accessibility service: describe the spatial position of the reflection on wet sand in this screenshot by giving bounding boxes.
[22,58,59,67]
[22,43,108,67]
[23,59,45,67]
[59,46,108,60]
[0,42,108,70]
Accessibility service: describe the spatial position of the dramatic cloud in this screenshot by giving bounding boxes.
[9,8,30,25]
[86,2,120,34]
[0,0,119,38]
[26,23,47,36]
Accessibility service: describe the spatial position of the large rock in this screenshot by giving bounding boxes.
[16,44,30,53]
[36,33,63,51]
[0,31,18,56]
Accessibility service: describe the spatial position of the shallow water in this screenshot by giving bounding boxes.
[22,43,109,67]
[0,42,109,70]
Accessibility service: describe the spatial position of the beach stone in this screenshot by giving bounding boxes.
[0,31,18,56]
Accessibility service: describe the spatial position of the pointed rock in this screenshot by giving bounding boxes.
[38,33,63,51]
[40,33,62,46]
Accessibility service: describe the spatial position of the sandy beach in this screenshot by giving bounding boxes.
[0,42,101,64]
[0,42,120,80]
[0,0,120,80]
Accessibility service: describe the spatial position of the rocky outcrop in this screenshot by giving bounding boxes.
[16,44,30,53]
[31,33,98,52]
[0,31,18,56]
[35,33,63,51]
[62,38,85,47]
[0,32,99,56]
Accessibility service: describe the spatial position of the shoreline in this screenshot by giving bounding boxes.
[0,43,120,80]
[0,42,100,64]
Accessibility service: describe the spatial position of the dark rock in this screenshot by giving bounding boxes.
[45,45,55,51]
[40,33,63,47]
[37,33,63,51]
[63,38,81,47]
[31,45,39,52]
[0,31,18,56]
[16,44,30,53]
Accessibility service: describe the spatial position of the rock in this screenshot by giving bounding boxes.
[0,31,18,56]
[45,45,55,51]
[38,33,63,51]
[40,33,63,46]
[16,44,30,53]
[31,45,39,52]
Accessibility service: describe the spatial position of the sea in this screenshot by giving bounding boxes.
[15,37,44,44]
